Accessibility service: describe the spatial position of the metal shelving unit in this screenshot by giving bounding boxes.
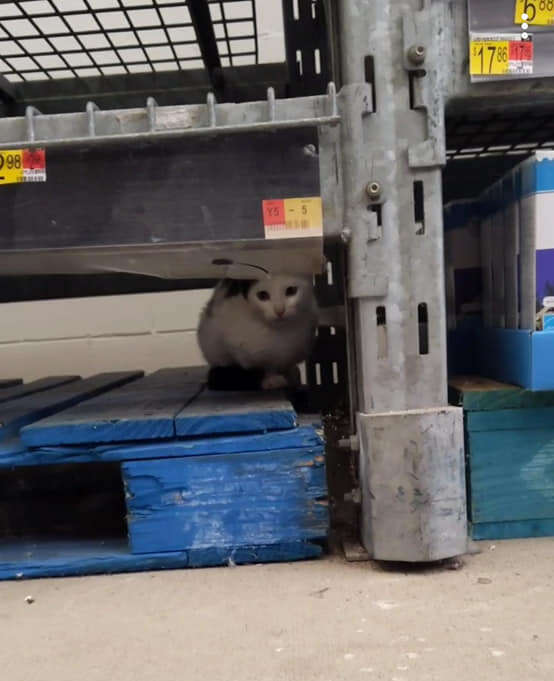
[4,0,551,562]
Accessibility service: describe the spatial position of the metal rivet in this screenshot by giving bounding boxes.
[366,181,381,199]
[340,228,352,243]
[407,44,426,65]
[338,434,359,451]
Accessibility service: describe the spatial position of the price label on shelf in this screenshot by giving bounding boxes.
[0,148,46,185]
[514,1,554,26]
[469,34,533,76]
[262,197,323,239]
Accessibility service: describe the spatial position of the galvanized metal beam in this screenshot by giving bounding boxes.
[339,0,467,562]
[0,87,339,150]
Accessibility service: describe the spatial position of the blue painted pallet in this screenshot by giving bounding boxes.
[472,519,554,541]
[20,368,201,446]
[0,426,322,469]
[0,372,142,442]
[449,375,554,412]
[123,446,328,554]
[175,389,297,437]
[0,375,79,405]
[0,538,322,581]
[452,376,554,540]
[469,429,554,523]
[22,369,296,446]
[0,369,326,579]
[467,407,554,432]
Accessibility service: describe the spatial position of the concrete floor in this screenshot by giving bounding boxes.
[1,538,552,681]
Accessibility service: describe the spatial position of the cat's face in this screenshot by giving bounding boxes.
[247,275,314,323]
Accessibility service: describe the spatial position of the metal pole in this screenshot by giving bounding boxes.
[339,0,467,562]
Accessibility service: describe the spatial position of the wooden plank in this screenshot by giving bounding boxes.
[469,429,554,523]
[472,519,554,540]
[0,379,22,389]
[0,426,323,470]
[185,542,322,568]
[0,376,80,405]
[0,538,321,581]
[123,447,328,554]
[0,438,97,470]
[20,368,204,447]
[467,407,554,432]
[1,372,142,442]
[175,389,296,437]
[0,539,186,581]
[449,375,554,412]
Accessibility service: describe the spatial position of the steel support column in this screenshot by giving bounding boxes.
[339,0,467,562]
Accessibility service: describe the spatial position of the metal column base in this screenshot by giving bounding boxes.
[358,407,467,562]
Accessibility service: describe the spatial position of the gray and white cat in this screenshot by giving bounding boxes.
[197,274,318,390]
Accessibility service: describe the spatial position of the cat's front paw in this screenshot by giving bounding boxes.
[261,373,288,390]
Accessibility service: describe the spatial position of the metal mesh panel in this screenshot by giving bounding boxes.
[446,108,554,160]
[0,0,258,82]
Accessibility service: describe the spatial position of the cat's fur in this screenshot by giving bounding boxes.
[197,274,318,390]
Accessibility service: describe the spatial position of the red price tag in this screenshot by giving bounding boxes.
[262,199,285,226]
[23,148,46,170]
[509,41,533,61]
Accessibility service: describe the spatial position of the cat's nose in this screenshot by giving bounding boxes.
[274,304,285,317]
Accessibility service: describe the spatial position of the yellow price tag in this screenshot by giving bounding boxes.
[283,197,322,232]
[0,150,24,185]
[470,40,510,75]
[262,196,323,239]
[514,0,554,26]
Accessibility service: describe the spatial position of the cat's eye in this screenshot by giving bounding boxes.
[285,286,298,297]
[257,290,270,301]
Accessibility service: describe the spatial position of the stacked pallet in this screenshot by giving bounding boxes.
[0,368,328,580]
[449,376,554,540]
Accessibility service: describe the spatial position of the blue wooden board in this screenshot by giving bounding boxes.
[469,430,554,523]
[0,375,80,405]
[175,389,296,437]
[467,407,554,432]
[124,447,328,554]
[472,519,554,540]
[0,538,322,581]
[0,426,323,469]
[185,542,322,568]
[1,372,142,442]
[20,368,203,447]
[0,379,22,389]
[449,376,554,412]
